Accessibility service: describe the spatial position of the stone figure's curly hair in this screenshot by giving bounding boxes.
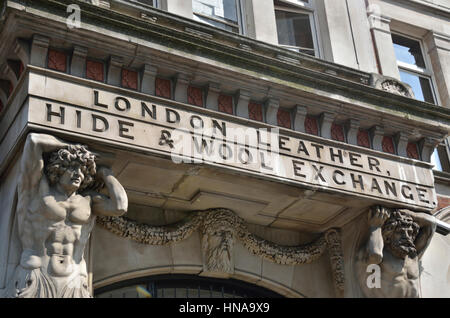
[45,145,96,191]
[382,211,420,241]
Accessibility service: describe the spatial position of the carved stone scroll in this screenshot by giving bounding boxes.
[97,208,345,296]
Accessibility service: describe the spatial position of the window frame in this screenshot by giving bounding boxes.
[192,0,246,35]
[274,0,321,58]
[391,31,440,105]
[125,0,159,9]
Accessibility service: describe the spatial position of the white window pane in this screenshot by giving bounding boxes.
[431,148,443,171]
[275,10,314,51]
[193,0,238,22]
[392,34,425,68]
[399,71,435,103]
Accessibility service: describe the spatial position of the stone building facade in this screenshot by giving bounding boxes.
[0,0,449,298]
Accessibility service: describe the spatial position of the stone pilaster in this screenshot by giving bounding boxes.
[265,98,279,126]
[293,105,308,133]
[30,34,49,68]
[205,82,220,111]
[346,119,360,146]
[370,125,384,152]
[367,11,400,79]
[141,64,158,95]
[319,112,335,139]
[70,46,88,77]
[107,55,123,86]
[395,132,410,158]
[235,89,251,119]
[174,73,189,104]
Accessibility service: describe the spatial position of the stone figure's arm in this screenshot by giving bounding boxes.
[366,206,390,265]
[91,167,128,217]
[405,211,437,258]
[20,133,69,191]
[17,133,70,266]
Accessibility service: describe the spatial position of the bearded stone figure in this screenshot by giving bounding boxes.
[357,206,436,298]
[201,210,238,275]
[6,133,128,298]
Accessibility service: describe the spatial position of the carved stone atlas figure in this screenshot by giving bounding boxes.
[357,206,436,298]
[6,133,128,298]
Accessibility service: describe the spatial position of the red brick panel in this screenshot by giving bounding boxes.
[188,86,204,107]
[86,60,104,82]
[248,102,263,121]
[277,109,291,129]
[331,123,345,142]
[155,78,172,99]
[437,195,450,211]
[218,94,233,114]
[357,129,371,148]
[305,116,318,135]
[48,49,67,72]
[406,142,420,160]
[122,69,138,90]
[382,136,395,154]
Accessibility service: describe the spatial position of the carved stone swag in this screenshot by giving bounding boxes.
[96,208,345,297]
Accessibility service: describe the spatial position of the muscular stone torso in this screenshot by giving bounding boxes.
[25,188,93,277]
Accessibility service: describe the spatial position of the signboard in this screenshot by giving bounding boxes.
[26,73,437,210]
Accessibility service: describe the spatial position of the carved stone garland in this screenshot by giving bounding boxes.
[97,208,345,296]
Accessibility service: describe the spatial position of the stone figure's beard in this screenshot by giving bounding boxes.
[389,239,417,259]
[206,239,232,272]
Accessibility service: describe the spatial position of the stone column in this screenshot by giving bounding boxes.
[205,82,220,111]
[425,32,450,107]
[293,105,308,133]
[70,46,88,77]
[319,112,335,139]
[346,119,360,146]
[107,56,123,86]
[30,34,49,68]
[370,125,384,152]
[235,89,251,119]
[141,64,158,95]
[367,11,400,79]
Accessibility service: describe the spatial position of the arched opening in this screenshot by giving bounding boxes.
[94,274,284,298]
